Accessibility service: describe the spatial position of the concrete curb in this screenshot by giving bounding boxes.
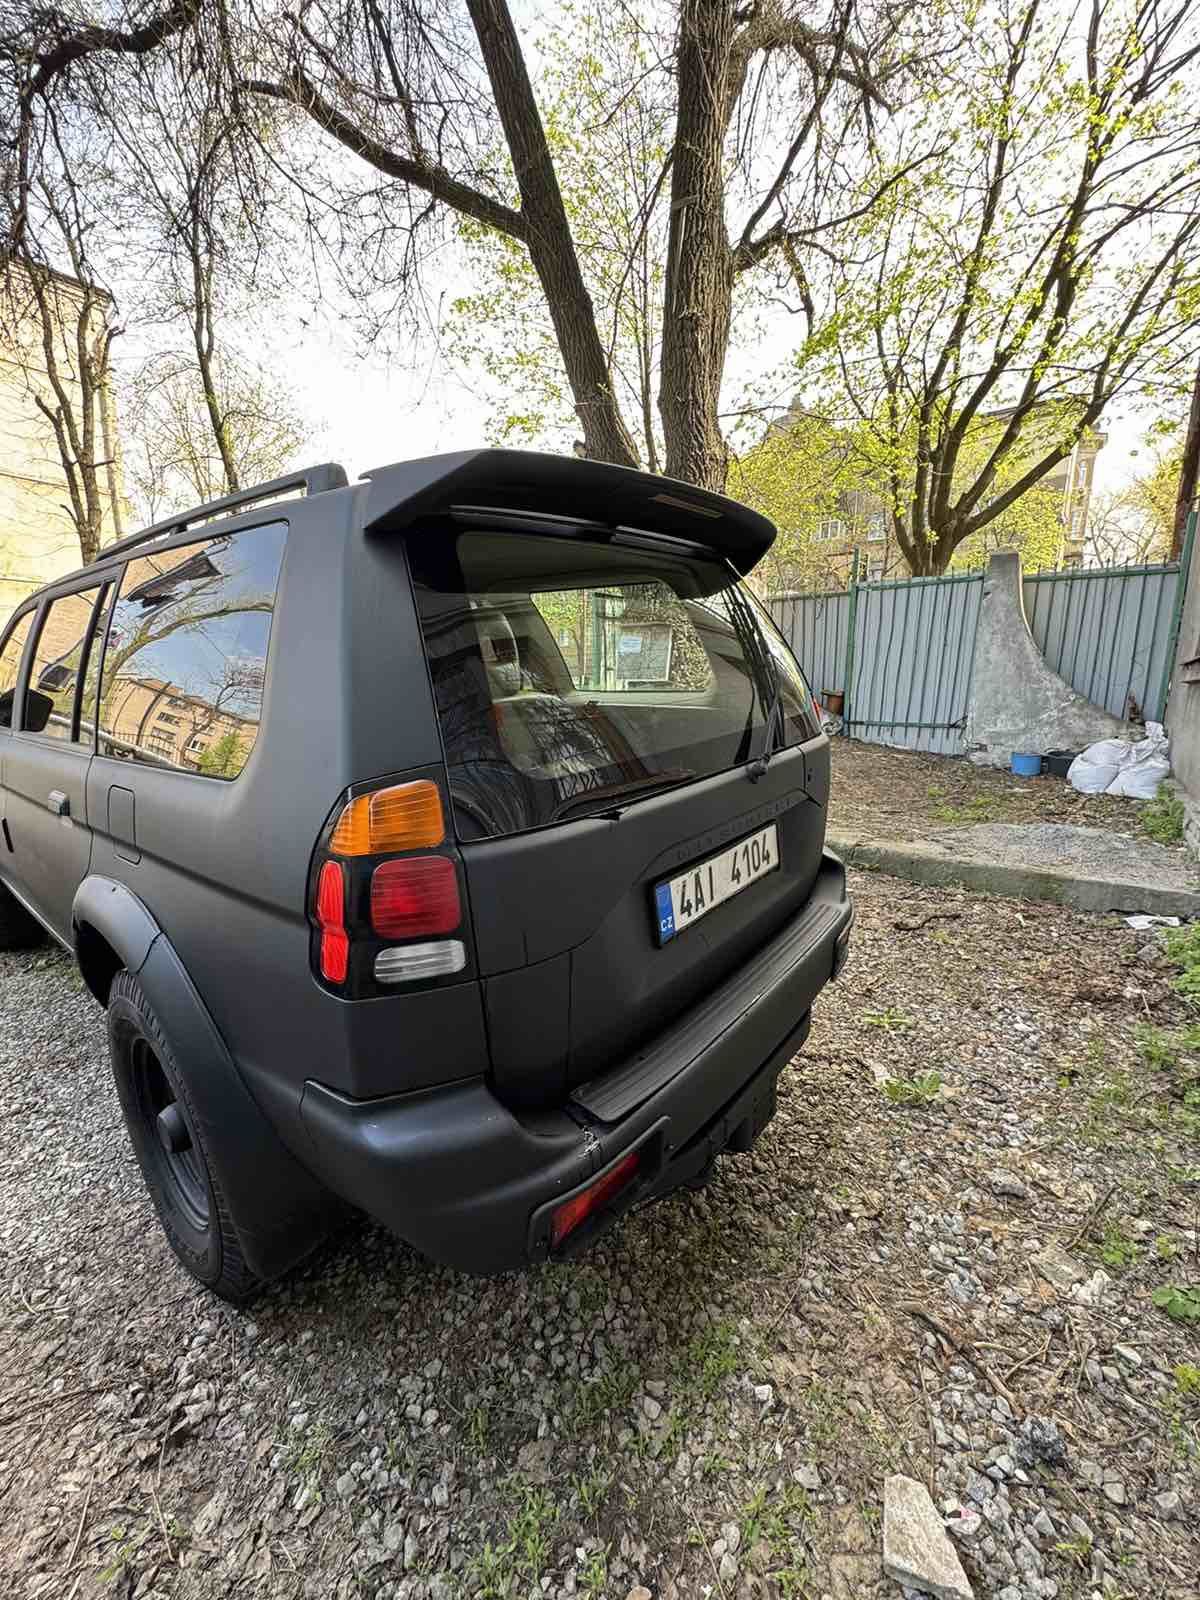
[828,831,1200,918]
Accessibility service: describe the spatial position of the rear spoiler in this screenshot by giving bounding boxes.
[360,449,776,576]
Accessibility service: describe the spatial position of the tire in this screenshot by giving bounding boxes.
[0,880,48,951]
[108,969,261,1303]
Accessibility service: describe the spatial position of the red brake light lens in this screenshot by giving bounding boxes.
[371,857,461,939]
[550,1151,641,1248]
[315,860,349,983]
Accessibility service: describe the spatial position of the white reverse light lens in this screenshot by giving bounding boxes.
[374,940,466,984]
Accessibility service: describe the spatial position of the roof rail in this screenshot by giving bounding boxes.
[99,462,350,563]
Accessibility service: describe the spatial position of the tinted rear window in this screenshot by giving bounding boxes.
[409,528,815,840]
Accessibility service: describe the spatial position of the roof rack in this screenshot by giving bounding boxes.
[99,462,350,563]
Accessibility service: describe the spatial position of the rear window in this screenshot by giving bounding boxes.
[409,528,816,840]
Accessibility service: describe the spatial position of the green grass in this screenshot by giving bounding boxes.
[681,1319,743,1402]
[931,793,1006,825]
[1173,1362,1200,1399]
[861,1007,914,1031]
[1163,923,1200,1002]
[470,1483,560,1598]
[1141,788,1185,845]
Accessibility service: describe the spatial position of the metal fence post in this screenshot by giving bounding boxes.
[1157,507,1197,720]
[842,549,861,734]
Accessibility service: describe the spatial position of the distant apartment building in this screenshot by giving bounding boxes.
[0,263,127,618]
[768,399,1104,588]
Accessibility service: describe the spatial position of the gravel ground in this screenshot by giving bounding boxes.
[3,873,1199,1600]
[827,741,1176,848]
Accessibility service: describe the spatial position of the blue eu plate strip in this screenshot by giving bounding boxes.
[654,881,676,944]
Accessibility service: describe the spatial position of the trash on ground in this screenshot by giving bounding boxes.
[1123,913,1182,929]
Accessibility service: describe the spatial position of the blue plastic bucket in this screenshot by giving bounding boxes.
[1011,752,1043,777]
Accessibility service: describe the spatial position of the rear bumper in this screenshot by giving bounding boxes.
[298,852,851,1272]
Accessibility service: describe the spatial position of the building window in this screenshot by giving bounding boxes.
[867,560,884,581]
[866,514,886,542]
[156,711,181,726]
[816,516,846,543]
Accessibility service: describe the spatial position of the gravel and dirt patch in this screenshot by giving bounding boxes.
[828,740,1179,849]
[3,876,1199,1600]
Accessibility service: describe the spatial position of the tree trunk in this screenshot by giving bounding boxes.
[659,0,735,491]
[466,0,640,470]
[1172,357,1200,559]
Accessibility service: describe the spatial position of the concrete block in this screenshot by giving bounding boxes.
[967,550,1131,768]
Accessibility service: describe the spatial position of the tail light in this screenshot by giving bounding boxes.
[309,774,466,995]
[551,1151,641,1248]
[315,861,349,982]
[371,857,460,937]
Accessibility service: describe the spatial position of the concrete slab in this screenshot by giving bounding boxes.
[830,820,1200,917]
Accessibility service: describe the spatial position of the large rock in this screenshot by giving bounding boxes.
[883,1475,974,1600]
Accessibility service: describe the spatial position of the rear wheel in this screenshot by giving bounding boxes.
[108,969,261,1303]
[0,880,47,951]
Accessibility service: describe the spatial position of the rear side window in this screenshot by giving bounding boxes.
[26,588,101,742]
[97,521,287,779]
[0,611,35,722]
[409,528,817,840]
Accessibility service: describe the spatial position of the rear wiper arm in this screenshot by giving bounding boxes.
[749,670,785,781]
[550,770,695,822]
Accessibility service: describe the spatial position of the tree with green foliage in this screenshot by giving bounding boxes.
[788,0,1200,574]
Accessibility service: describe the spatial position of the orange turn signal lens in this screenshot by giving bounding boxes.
[330,781,445,856]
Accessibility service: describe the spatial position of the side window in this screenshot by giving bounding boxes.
[25,588,102,742]
[97,521,288,780]
[0,611,35,727]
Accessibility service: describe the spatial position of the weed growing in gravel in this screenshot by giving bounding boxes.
[861,1007,914,1031]
[1055,1533,1094,1568]
[1173,1362,1200,1398]
[1151,1284,1200,1323]
[570,1358,641,1434]
[882,1070,942,1107]
[579,1545,609,1596]
[1163,922,1200,1000]
[1141,788,1185,844]
[572,1465,610,1521]
[739,1481,814,1558]
[285,1420,333,1487]
[1156,1234,1180,1259]
[472,1483,560,1598]
[683,1319,742,1400]
[1097,1222,1140,1271]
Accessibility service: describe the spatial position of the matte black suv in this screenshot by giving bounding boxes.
[0,451,851,1300]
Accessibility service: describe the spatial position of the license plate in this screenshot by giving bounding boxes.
[653,824,779,944]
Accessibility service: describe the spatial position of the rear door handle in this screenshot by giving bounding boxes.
[48,790,69,818]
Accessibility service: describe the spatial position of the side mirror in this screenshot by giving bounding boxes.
[23,689,54,733]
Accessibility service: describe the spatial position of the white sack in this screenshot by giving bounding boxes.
[1067,737,1134,795]
[1106,721,1170,799]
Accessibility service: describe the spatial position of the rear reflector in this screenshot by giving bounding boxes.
[375,940,467,984]
[371,856,461,937]
[550,1151,641,1248]
[315,860,349,983]
[331,780,445,856]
